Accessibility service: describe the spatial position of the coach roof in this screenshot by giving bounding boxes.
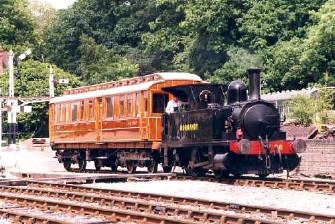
[50,72,202,104]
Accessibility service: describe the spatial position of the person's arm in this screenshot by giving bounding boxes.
[165,101,173,114]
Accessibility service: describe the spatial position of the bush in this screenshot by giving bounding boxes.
[287,88,332,129]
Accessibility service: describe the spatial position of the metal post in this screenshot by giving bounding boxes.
[49,66,54,98]
[8,50,16,150]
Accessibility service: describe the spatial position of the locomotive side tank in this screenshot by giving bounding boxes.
[162,68,306,177]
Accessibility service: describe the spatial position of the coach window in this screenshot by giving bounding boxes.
[135,92,140,117]
[120,95,125,117]
[78,101,84,120]
[54,104,59,123]
[72,103,78,122]
[106,97,113,118]
[65,104,70,122]
[88,100,94,120]
[127,94,132,117]
[59,104,64,122]
[152,93,168,113]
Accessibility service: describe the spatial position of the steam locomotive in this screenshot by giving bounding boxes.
[49,68,305,178]
[161,68,306,177]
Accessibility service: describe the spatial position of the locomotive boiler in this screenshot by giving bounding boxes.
[161,68,306,178]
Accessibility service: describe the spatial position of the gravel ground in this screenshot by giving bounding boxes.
[1,147,335,218]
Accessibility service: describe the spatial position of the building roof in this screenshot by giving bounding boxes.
[262,87,318,101]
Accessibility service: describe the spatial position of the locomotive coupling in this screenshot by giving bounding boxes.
[291,139,307,153]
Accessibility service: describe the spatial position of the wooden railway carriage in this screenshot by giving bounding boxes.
[49,72,203,172]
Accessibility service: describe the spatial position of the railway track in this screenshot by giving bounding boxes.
[0,180,333,224]
[172,175,335,194]
[68,168,335,194]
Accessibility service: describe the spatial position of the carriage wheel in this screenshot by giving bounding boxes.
[63,159,72,171]
[147,160,158,173]
[214,170,229,179]
[163,165,173,173]
[110,158,118,172]
[126,162,137,173]
[94,161,101,171]
[78,158,87,171]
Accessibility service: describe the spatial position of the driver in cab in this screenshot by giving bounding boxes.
[165,96,182,114]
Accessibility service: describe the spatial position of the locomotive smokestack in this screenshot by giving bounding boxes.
[247,67,261,100]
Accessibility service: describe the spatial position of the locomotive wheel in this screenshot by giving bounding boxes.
[126,162,137,173]
[111,163,117,172]
[258,173,269,178]
[78,158,87,171]
[214,170,229,179]
[147,161,158,173]
[233,173,242,178]
[163,165,173,173]
[107,156,118,172]
[63,159,71,171]
[186,149,206,177]
[185,167,206,177]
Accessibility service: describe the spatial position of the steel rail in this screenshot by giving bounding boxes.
[0,185,286,224]
[169,175,335,194]
[23,181,335,223]
[0,191,201,224]
[67,168,335,194]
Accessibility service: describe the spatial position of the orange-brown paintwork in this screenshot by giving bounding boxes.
[49,75,202,150]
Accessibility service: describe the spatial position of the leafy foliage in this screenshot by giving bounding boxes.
[287,88,333,128]
[79,35,138,84]
[0,0,37,48]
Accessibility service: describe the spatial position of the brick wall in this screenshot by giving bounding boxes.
[296,139,335,176]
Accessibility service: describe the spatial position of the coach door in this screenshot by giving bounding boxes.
[95,97,103,142]
[140,91,149,139]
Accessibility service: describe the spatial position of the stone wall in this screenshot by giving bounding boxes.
[296,140,335,176]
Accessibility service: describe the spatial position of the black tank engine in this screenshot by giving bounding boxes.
[161,68,305,178]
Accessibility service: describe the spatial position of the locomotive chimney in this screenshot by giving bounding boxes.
[247,67,261,100]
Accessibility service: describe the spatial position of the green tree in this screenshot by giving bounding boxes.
[238,0,326,50]
[0,0,37,48]
[28,0,57,34]
[299,0,335,87]
[261,0,335,92]
[205,46,262,84]
[42,0,158,77]
[79,35,138,84]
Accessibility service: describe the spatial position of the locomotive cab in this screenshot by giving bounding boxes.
[162,83,227,144]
